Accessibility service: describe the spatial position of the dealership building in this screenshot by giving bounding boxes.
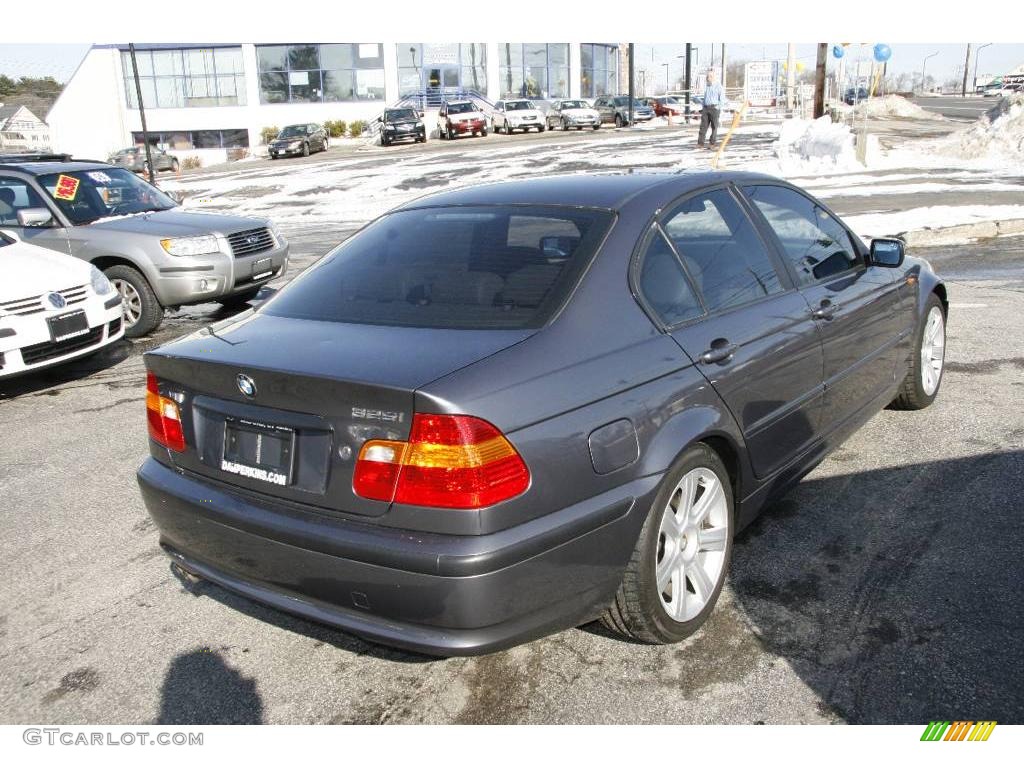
[48,43,627,163]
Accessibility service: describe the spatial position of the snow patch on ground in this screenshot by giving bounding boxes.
[932,94,1024,163]
[771,116,860,174]
[854,95,941,120]
[845,204,1024,239]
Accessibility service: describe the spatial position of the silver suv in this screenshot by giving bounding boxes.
[0,155,289,336]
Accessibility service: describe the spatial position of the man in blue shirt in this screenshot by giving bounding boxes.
[698,70,726,148]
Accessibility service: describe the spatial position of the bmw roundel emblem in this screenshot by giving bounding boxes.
[236,374,257,397]
[45,291,67,310]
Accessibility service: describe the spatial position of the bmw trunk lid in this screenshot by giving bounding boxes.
[143,310,532,517]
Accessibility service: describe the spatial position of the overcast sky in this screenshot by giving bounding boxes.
[1,42,1021,88]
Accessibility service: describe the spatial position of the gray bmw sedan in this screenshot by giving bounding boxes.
[137,172,947,655]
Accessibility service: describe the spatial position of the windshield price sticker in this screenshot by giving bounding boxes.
[54,174,80,201]
[87,171,112,184]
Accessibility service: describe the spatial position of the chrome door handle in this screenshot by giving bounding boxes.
[699,341,738,365]
[811,300,840,320]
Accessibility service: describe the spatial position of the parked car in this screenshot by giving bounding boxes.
[643,96,687,118]
[108,146,179,175]
[0,230,124,378]
[269,124,329,159]
[137,171,947,656]
[491,99,546,134]
[545,99,601,131]
[377,108,427,146]
[438,100,488,140]
[0,155,289,337]
[594,95,656,127]
[843,87,869,104]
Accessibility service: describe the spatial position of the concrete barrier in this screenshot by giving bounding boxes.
[900,219,1024,247]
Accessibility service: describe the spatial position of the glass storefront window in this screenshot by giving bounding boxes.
[122,46,246,109]
[399,43,487,97]
[499,43,570,99]
[256,43,384,103]
[130,129,250,149]
[580,43,620,98]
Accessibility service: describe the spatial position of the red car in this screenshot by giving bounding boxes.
[438,100,488,140]
[644,96,688,117]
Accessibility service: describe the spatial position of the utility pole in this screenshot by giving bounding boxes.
[786,43,796,113]
[128,43,155,185]
[684,43,692,121]
[627,43,635,126]
[961,43,972,97]
[813,43,828,118]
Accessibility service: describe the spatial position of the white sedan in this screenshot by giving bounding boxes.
[0,232,124,378]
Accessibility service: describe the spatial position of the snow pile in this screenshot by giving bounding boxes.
[853,94,939,120]
[935,93,1024,163]
[773,116,860,173]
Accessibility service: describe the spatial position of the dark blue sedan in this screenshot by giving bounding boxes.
[138,172,947,655]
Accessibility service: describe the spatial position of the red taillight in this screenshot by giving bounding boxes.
[353,414,530,509]
[146,371,186,452]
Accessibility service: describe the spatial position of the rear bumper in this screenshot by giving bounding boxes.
[137,457,656,655]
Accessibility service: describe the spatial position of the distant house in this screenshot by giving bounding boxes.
[0,104,51,152]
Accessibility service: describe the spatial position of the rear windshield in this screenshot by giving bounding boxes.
[263,205,614,330]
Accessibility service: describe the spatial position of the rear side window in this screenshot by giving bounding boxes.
[661,188,783,313]
[743,185,862,284]
[637,231,704,326]
[263,206,614,330]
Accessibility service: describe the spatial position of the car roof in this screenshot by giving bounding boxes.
[0,159,113,175]
[398,171,785,212]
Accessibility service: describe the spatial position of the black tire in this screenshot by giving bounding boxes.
[600,443,734,644]
[615,114,624,128]
[302,142,309,157]
[105,264,163,338]
[561,118,569,131]
[171,158,179,173]
[592,124,600,130]
[217,287,261,309]
[322,137,329,151]
[382,135,391,147]
[890,293,946,410]
[506,122,513,134]
[538,124,545,133]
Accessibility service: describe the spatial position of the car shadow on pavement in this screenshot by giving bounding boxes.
[170,565,437,666]
[0,339,133,399]
[729,449,1024,724]
[157,648,264,724]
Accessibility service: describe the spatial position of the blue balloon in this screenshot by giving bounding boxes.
[833,45,845,59]
[873,44,892,63]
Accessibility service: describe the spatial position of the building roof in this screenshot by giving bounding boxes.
[0,104,46,131]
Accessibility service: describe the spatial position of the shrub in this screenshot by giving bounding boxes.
[348,120,366,138]
[260,126,280,145]
[181,155,202,170]
[324,120,347,138]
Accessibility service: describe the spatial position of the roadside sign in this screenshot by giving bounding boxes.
[744,61,779,107]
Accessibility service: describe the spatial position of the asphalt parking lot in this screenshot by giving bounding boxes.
[1,148,1022,723]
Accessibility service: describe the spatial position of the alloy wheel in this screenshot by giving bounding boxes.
[655,467,730,622]
[920,306,945,396]
[111,278,141,327]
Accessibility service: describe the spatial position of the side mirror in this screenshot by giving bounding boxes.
[869,238,905,267]
[17,208,54,227]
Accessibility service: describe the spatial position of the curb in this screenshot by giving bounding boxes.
[899,218,1024,247]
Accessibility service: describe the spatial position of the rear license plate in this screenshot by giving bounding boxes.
[252,257,273,280]
[47,310,89,342]
[221,419,295,486]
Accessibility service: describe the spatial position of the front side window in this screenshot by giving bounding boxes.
[743,185,862,284]
[262,206,614,330]
[661,189,783,313]
[0,176,48,225]
[37,168,176,226]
